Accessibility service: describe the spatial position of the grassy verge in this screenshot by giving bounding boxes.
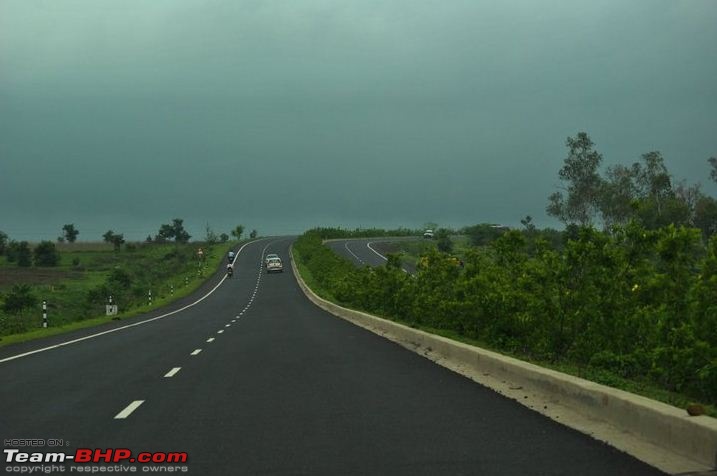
[0,240,239,347]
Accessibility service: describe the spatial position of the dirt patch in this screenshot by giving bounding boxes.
[0,268,84,288]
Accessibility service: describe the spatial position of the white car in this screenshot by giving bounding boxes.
[423,229,434,239]
[266,257,283,273]
[265,253,279,266]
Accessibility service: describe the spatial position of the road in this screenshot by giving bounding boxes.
[326,237,419,273]
[0,238,664,475]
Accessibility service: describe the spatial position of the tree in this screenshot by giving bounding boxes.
[219,233,229,243]
[172,219,191,243]
[205,224,219,244]
[436,228,453,253]
[709,157,717,183]
[155,224,173,242]
[231,225,244,241]
[103,230,125,251]
[62,224,79,243]
[694,196,717,239]
[633,151,675,224]
[33,241,60,266]
[0,231,7,255]
[546,132,604,226]
[8,241,32,267]
[520,215,536,234]
[155,219,191,243]
[598,164,638,228]
[250,229,258,239]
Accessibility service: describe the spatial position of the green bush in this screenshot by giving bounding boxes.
[34,241,60,267]
[2,284,37,314]
[296,224,717,405]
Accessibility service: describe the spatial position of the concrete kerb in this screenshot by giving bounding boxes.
[290,245,717,474]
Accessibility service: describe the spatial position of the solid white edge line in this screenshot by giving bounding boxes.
[114,400,144,419]
[190,349,202,355]
[366,241,388,261]
[0,238,269,364]
[367,240,411,274]
[164,367,181,378]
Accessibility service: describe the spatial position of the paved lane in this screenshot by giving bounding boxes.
[327,237,419,273]
[0,238,664,475]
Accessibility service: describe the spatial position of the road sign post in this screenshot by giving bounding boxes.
[42,301,47,328]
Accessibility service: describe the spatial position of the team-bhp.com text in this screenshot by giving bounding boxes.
[4,449,189,474]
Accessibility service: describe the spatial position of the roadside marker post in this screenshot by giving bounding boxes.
[106,295,118,317]
[42,301,47,328]
[171,285,174,296]
[148,289,152,306]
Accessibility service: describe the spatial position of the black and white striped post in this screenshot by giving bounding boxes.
[42,300,48,328]
[184,276,188,287]
[170,284,174,296]
[148,289,152,306]
[109,295,113,306]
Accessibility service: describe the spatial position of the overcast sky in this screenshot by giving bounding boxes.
[1,0,716,240]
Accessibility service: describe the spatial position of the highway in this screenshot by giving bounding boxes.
[326,237,418,273]
[0,238,664,475]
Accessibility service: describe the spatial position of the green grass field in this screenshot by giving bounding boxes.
[0,240,238,346]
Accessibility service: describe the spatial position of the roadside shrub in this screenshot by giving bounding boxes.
[34,241,60,267]
[6,241,32,266]
[2,284,37,314]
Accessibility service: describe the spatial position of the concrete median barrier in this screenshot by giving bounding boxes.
[290,246,717,474]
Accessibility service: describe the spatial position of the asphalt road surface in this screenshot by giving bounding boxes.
[326,237,418,273]
[0,238,664,475]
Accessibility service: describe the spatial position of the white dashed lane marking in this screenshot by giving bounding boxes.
[217,330,224,334]
[114,400,144,419]
[206,338,215,343]
[190,349,202,356]
[164,367,181,378]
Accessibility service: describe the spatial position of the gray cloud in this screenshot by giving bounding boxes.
[1,0,716,240]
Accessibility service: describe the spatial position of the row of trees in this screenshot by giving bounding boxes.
[547,133,717,237]
[0,220,258,266]
[0,240,60,267]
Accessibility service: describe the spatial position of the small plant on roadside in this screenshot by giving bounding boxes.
[2,284,37,314]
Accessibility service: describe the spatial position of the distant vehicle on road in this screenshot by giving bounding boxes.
[266,257,283,273]
[423,229,434,239]
[228,251,235,262]
[265,253,279,266]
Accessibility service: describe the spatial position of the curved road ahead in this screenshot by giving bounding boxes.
[0,238,663,475]
[327,237,419,273]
